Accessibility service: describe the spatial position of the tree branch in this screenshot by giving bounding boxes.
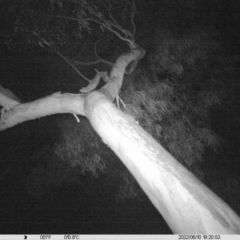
[72,58,113,67]
[100,47,145,101]
[85,17,136,48]
[0,92,85,131]
[131,0,136,37]
[49,4,137,48]
[32,31,91,82]
[54,51,90,82]
[80,69,108,93]
[72,38,114,67]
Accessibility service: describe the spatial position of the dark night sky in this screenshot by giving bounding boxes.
[0,0,240,235]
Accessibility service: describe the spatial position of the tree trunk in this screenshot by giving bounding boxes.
[1,48,240,233]
[84,90,240,234]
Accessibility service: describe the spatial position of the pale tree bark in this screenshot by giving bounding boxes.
[84,92,240,234]
[1,47,240,234]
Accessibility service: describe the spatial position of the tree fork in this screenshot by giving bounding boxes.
[84,90,240,234]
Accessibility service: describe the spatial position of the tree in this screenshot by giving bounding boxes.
[1,0,240,234]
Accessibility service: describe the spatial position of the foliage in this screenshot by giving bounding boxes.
[2,0,140,200]
[54,117,107,177]
[114,171,139,202]
[53,26,222,200]
[3,1,225,199]
[6,0,88,50]
[120,27,221,171]
[54,115,142,201]
[150,27,221,78]
[5,0,135,53]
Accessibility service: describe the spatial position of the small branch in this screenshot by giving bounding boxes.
[84,18,136,48]
[107,4,118,25]
[115,93,126,109]
[32,31,90,82]
[72,59,113,67]
[71,41,87,60]
[71,39,114,68]
[131,0,136,37]
[102,23,135,48]
[79,69,108,93]
[104,18,132,38]
[54,51,90,82]
[73,114,80,123]
[43,6,136,48]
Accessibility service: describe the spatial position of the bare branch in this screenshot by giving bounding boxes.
[85,18,136,48]
[71,41,87,60]
[32,31,90,82]
[72,59,113,67]
[54,51,90,82]
[103,0,119,26]
[80,69,108,93]
[103,18,133,38]
[131,0,136,37]
[71,38,114,67]
[40,3,137,48]
[81,2,136,48]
